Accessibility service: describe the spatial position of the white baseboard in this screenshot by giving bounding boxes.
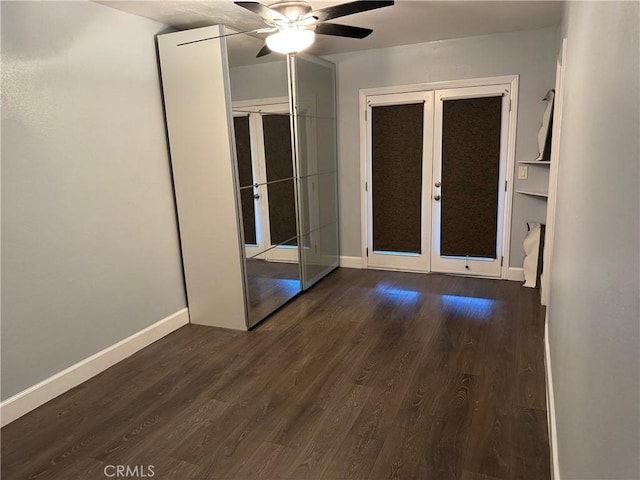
[0,308,189,427]
[341,259,525,282]
[339,256,364,269]
[506,266,525,282]
[544,311,561,480]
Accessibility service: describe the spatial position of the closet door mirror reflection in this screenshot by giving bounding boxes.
[291,55,339,289]
[227,33,300,327]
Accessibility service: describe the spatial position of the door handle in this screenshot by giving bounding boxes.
[435,181,441,188]
[254,193,260,199]
[434,194,441,201]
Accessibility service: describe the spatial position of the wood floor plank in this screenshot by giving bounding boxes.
[475,298,516,408]
[510,406,551,479]
[366,407,434,480]
[1,269,550,480]
[285,383,373,479]
[35,456,109,480]
[189,401,287,479]
[267,339,369,449]
[463,405,512,479]
[349,339,425,442]
[367,366,450,479]
[91,353,237,464]
[462,470,504,480]
[99,398,228,467]
[514,324,547,410]
[231,441,298,480]
[321,433,383,480]
[416,373,477,479]
[170,394,278,466]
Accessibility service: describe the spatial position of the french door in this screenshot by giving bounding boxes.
[431,85,510,276]
[233,102,298,263]
[365,92,434,272]
[365,83,511,278]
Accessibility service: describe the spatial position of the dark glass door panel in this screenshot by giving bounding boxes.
[263,114,294,182]
[372,103,424,254]
[267,179,297,246]
[263,114,297,247]
[233,116,257,245]
[440,96,502,259]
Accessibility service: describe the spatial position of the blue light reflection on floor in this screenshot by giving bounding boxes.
[274,278,302,295]
[374,283,423,303]
[440,294,497,321]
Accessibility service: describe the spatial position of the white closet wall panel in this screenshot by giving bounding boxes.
[158,26,248,330]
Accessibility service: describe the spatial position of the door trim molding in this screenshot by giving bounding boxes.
[359,75,519,278]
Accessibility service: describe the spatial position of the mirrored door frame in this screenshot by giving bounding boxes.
[359,76,519,279]
[288,54,340,290]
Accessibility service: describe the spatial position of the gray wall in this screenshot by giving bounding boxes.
[1,1,186,400]
[228,61,289,102]
[324,27,560,266]
[548,2,640,478]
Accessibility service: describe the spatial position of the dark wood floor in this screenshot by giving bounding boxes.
[1,269,550,480]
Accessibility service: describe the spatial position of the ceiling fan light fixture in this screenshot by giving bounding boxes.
[266,27,315,54]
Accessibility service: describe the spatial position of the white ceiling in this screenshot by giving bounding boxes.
[99,0,563,65]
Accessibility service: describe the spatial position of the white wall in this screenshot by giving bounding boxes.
[548,2,639,478]
[324,27,560,266]
[1,1,186,399]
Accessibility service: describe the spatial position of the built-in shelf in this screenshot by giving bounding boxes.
[518,160,551,165]
[516,189,549,198]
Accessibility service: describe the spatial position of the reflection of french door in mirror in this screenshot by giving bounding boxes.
[233,102,298,263]
[366,83,511,277]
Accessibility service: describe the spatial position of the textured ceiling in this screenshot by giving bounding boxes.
[99,0,563,65]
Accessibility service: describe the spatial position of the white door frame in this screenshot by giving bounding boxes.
[364,91,434,272]
[431,84,511,278]
[359,75,519,278]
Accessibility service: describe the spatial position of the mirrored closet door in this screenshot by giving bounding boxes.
[227,34,340,326]
[226,34,301,327]
[290,55,340,290]
[158,26,339,330]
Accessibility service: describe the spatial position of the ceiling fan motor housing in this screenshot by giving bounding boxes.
[268,1,312,22]
[234,0,395,57]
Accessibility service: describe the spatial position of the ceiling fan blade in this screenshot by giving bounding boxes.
[235,2,288,23]
[256,44,272,58]
[308,0,394,22]
[315,22,373,39]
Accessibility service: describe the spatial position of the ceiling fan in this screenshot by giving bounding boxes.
[236,0,395,57]
[177,1,394,57]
